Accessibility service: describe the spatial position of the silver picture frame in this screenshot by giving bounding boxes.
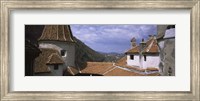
[0,0,199,100]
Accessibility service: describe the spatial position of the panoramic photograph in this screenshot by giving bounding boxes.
[25,24,175,76]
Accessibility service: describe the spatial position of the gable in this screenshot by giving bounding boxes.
[34,48,63,73]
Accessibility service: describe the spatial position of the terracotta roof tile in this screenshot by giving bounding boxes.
[81,62,153,76]
[127,37,159,54]
[81,62,113,75]
[125,46,140,54]
[115,56,126,66]
[104,68,143,76]
[142,38,159,53]
[79,61,160,76]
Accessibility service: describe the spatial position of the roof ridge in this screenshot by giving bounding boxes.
[103,66,117,75]
[146,39,154,52]
[67,66,75,75]
[98,65,115,74]
[116,66,133,72]
[46,53,57,63]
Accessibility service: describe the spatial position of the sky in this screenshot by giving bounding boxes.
[70,25,157,53]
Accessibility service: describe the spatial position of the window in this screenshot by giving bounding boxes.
[144,55,146,61]
[61,50,66,56]
[54,64,59,70]
[130,55,134,60]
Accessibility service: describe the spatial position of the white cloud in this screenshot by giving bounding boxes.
[70,24,157,53]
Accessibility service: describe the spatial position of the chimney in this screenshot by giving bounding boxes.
[130,37,137,48]
[140,38,146,51]
[148,35,153,39]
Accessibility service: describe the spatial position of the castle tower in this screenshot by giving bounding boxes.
[38,25,76,73]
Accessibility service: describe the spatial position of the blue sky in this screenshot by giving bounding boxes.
[70,25,157,53]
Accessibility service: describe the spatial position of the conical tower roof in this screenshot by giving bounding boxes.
[38,25,75,42]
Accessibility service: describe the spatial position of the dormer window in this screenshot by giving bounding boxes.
[61,50,66,57]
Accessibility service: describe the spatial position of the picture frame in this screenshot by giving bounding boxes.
[0,0,199,100]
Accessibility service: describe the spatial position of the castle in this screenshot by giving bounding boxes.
[125,35,160,69]
[34,25,78,76]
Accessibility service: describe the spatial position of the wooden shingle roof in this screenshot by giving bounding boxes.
[34,48,64,73]
[38,25,75,42]
[46,53,64,65]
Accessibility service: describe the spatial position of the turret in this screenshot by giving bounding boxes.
[36,25,76,75]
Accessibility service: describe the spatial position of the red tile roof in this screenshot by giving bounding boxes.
[126,37,159,54]
[104,67,143,76]
[142,37,159,53]
[79,61,160,76]
[125,46,140,54]
[81,62,114,75]
[81,62,144,76]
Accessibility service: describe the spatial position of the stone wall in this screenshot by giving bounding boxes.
[157,25,175,76]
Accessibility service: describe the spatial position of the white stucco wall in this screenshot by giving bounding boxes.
[48,65,63,76]
[142,55,160,69]
[127,54,140,67]
[39,41,75,71]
